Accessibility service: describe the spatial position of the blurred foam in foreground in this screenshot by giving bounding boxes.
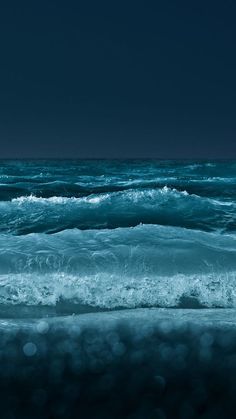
[1,308,236,419]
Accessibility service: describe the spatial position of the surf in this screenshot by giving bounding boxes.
[0,225,235,310]
[0,186,235,234]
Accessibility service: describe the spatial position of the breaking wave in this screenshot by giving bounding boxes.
[0,186,235,234]
[0,159,236,315]
[0,225,235,309]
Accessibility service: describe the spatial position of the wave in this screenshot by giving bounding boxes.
[0,160,235,315]
[0,187,235,234]
[0,177,236,201]
[0,225,235,308]
[1,271,236,310]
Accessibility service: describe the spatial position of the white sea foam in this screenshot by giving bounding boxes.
[11,187,189,203]
[0,271,236,309]
[1,187,233,235]
[0,224,235,310]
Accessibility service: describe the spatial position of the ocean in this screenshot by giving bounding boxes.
[0,159,236,418]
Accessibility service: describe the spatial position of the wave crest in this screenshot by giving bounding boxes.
[0,271,236,309]
[0,225,235,309]
[0,187,234,234]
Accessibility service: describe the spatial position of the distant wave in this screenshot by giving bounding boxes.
[0,187,234,234]
[0,174,236,201]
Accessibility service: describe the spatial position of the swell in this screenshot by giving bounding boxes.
[0,187,235,234]
[0,177,236,201]
[0,160,235,314]
[0,225,235,308]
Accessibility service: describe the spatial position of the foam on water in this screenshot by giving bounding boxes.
[0,159,236,419]
[0,160,235,316]
[0,271,236,309]
[0,224,235,310]
[0,186,234,234]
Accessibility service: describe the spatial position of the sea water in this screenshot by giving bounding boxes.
[0,159,236,418]
[0,159,235,313]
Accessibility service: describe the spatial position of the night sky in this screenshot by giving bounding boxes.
[0,0,235,158]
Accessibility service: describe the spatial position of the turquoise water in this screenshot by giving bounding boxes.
[1,159,236,418]
[0,159,235,313]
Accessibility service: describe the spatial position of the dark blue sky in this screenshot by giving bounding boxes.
[0,0,235,158]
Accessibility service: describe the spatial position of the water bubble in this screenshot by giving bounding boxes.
[112,341,126,357]
[200,332,214,347]
[36,320,49,334]
[23,342,37,357]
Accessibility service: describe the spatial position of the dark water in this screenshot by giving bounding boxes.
[1,159,236,418]
[0,159,235,313]
[1,310,236,419]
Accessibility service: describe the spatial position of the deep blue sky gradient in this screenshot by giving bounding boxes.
[0,0,235,157]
